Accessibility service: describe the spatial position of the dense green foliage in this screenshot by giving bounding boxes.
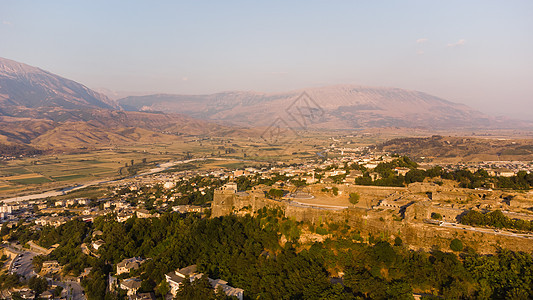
[0,273,21,290]
[430,212,442,220]
[28,275,48,295]
[9,209,533,299]
[450,239,464,252]
[460,209,533,232]
[349,192,360,205]
[175,275,234,300]
[346,156,533,190]
[267,188,285,199]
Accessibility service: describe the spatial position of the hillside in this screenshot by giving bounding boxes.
[377,135,533,162]
[117,85,517,129]
[0,58,246,153]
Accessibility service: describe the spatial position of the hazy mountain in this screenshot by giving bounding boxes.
[0,57,117,113]
[118,85,511,129]
[0,58,242,152]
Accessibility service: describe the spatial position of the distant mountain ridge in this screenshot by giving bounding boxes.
[0,57,117,113]
[117,85,514,129]
[0,57,242,152]
[0,56,530,154]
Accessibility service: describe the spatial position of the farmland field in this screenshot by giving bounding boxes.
[0,130,377,198]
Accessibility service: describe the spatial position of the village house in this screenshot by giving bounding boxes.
[344,170,364,184]
[39,290,54,299]
[325,169,346,177]
[165,265,199,295]
[130,292,156,300]
[165,265,244,300]
[208,278,244,300]
[172,205,206,214]
[117,213,133,223]
[116,257,144,275]
[135,209,160,219]
[394,167,411,176]
[92,239,105,251]
[34,216,69,227]
[0,205,13,220]
[233,170,250,177]
[163,181,175,189]
[42,260,61,274]
[120,277,142,296]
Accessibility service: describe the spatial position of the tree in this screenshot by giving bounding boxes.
[450,238,464,252]
[431,212,442,220]
[386,280,414,299]
[155,279,169,298]
[268,188,284,199]
[349,192,360,205]
[175,276,215,299]
[28,276,48,296]
[394,236,403,247]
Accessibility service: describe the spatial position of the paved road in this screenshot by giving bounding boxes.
[49,279,86,300]
[440,221,533,239]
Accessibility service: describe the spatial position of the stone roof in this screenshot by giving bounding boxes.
[209,278,244,298]
[121,277,142,290]
[165,271,185,284]
[177,264,197,277]
[117,257,143,269]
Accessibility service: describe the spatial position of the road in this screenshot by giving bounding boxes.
[439,221,533,239]
[7,246,86,300]
[49,279,85,300]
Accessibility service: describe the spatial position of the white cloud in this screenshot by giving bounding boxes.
[2,20,12,26]
[416,38,428,44]
[447,39,466,47]
[417,50,425,55]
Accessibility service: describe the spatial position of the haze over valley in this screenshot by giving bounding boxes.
[1,2,533,300]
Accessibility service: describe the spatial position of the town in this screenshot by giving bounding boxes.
[1,146,532,299]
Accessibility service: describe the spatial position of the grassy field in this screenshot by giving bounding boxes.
[8,177,53,184]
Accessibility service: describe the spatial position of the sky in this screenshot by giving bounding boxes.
[1,0,532,119]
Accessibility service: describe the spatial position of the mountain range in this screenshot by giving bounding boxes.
[0,57,530,153]
[0,57,235,152]
[118,86,500,129]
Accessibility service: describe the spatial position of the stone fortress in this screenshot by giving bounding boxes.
[212,180,533,254]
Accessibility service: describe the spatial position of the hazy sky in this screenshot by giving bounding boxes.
[1,1,532,119]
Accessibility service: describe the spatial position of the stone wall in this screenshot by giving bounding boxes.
[212,186,533,254]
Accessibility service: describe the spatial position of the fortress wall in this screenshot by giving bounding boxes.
[212,189,533,254]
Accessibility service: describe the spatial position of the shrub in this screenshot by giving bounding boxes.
[431,212,443,220]
[394,236,403,246]
[349,192,360,205]
[450,238,463,251]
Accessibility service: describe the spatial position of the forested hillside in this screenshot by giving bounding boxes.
[2,210,532,299]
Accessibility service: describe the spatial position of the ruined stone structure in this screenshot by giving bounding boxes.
[212,182,533,254]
